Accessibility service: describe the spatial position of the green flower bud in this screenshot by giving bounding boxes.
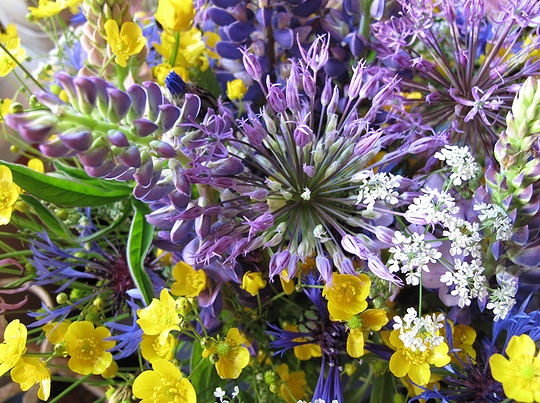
[56,292,69,305]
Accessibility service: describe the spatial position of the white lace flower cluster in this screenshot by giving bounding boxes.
[405,187,459,225]
[353,170,402,211]
[473,202,513,241]
[434,145,480,186]
[440,259,489,308]
[486,271,518,321]
[388,232,442,286]
[393,308,445,352]
[214,386,240,403]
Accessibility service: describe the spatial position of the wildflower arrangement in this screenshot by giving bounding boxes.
[0,0,540,402]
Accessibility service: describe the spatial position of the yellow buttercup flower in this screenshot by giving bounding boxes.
[0,98,13,122]
[101,360,118,379]
[283,325,321,361]
[104,20,146,68]
[0,24,18,43]
[64,321,116,375]
[0,165,19,225]
[28,0,82,19]
[276,363,308,403]
[140,333,177,363]
[137,288,183,345]
[346,309,389,358]
[490,334,540,403]
[202,327,250,379]
[171,261,207,297]
[10,357,51,400]
[0,319,27,377]
[155,0,195,32]
[132,359,196,403]
[240,271,266,296]
[227,79,248,101]
[0,37,25,77]
[323,273,371,321]
[279,270,295,295]
[442,321,476,363]
[43,320,71,344]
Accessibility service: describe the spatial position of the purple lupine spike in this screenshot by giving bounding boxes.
[108,88,132,123]
[150,140,177,158]
[78,138,109,167]
[84,160,117,177]
[274,28,294,49]
[132,118,159,137]
[60,130,93,151]
[127,84,147,119]
[168,191,191,209]
[5,112,57,143]
[292,0,322,17]
[211,0,242,7]
[55,73,77,102]
[73,76,98,114]
[157,104,181,132]
[116,145,142,168]
[108,131,130,147]
[516,184,533,204]
[39,139,74,158]
[143,163,163,190]
[142,81,163,122]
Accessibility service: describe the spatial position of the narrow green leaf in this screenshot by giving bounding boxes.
[193,68,222,98]
[20,195,72,240]
[370,370,396,403]
[3,161,132,207]
[127,199,155,306]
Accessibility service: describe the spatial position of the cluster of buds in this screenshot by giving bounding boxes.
[5,73,193,205]
[81,0,151,81]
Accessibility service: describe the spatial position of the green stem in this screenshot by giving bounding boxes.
[0,42,46,91]
[170,31,181,67]
[48,374,91,403]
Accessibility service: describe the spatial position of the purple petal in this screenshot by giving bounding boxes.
[181,94,201,122]
[39,139,73,158]
[55,73,76,101]
[78,145,109,167]
[208,8,236,26]
[142,81,163,121]
[127,84,147,119]
[61,131,93,151]
[292,0,322,16]
[133,118,159,137]
[274,28,294,49]
[210,0,242,7]
[157,104,181,132]
[117,145,142,168]
[216,41,243,59]
[84,160,117,177]
[108,88,132,122]
[74,76,97,114]
[228,21,255,42]
[108,131,130,147]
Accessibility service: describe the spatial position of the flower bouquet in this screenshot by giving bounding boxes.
[1,0,540,402]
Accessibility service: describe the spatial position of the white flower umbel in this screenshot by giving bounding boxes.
[473,202,513,241]
[434,145,480,186]
[405,187,459,225]
[486,271,518,321]
[393,307,445,352]
[388,231,442,286]
[441,216,482,258]
[440,259,488,308]
[353,170,402,211]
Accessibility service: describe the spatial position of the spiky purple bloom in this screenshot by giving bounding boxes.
[373,0,540,156]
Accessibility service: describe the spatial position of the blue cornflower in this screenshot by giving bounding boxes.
[105,299,144,359]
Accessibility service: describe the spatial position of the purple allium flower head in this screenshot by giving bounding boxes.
[373,0,540,156]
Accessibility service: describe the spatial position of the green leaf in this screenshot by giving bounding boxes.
[370,370,396,403]
[189,340,225,400]
[20,195,73,240]
[127,199,155,306]
[3,161,132,207]
[192,68,222,99]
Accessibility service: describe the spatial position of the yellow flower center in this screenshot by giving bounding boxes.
[75,338,98,360]
[333,281,357,303]
[521,364,536,380]
[216,342,231,356]
[404,347,430,366]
